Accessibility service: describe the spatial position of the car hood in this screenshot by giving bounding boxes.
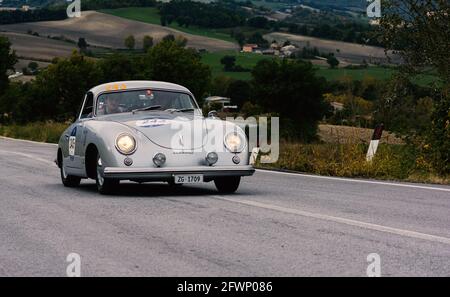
[99,112,207,150]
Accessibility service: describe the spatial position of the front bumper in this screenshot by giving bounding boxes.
[102,165,255,181]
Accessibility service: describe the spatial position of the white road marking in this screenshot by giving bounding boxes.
[215,196,450,245]
[2,136,449,245]
[0,149,55,167]
[256,169,450,192]
[0,136,58,146]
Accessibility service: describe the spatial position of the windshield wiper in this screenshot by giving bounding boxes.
[132,105,162,113]
[168,108,195,113]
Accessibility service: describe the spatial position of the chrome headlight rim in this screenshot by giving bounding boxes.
[224,131,245,153]
[115,133,137,155]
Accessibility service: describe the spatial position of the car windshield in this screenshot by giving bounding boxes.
[96,89,197,116]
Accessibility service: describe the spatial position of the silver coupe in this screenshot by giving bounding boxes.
[56,81,254,194]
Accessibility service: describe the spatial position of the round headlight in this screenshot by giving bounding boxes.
[224,132,244,153]
[115,133,136,155]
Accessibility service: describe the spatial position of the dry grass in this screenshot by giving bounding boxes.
[0,122,67,143]
[318,124,404,145]
[1,122,447,184]
[258,141,450,185]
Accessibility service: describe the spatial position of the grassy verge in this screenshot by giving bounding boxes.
[257,142,449,184]
[0,122,67,143]
[100,7,236,43]
[2,122,447,184]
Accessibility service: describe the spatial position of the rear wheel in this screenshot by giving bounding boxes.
[214,176,241,194]
[96,154,119,195]
[60,158,81,187]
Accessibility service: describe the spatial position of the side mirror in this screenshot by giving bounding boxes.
[208,110,218,118]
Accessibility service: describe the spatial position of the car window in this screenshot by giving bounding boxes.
[96,89,197,116]
[80,92,94,119]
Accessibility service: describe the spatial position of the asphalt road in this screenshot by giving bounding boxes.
[1,137,450,277]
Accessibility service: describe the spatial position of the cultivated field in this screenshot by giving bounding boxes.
[0,11,238,52]
[0,32,76,60]
[102,7,236,43]
[265,32,401,64]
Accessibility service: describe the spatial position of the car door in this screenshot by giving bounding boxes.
[66,92,94,170]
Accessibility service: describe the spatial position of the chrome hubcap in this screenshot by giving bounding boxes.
[97,157,104,186]
[62,161,68,179]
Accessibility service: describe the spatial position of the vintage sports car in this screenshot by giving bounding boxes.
[56,81,255,194]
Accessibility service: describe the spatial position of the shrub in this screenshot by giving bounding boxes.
[0,122,68,143]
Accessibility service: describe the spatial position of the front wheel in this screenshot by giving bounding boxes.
[60,159,81,187]
[96,154,119,195]
[214,176,241,194]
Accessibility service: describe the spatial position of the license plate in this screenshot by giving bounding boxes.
[174,174,203,184]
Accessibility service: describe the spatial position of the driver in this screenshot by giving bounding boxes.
[104,96,122,115]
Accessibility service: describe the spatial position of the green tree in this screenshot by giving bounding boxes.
[380,0,450,81]
[143,35,153,52]
[0,82,30,123]
[327,55,339,69]
[160,15,167,26]
[175,35,188,47]
[427,90,450,174]
[210,75,233,97]
[124,35,135,50]
[251,59,329,141]
[77,37,88,52]
[143,40,211,100]
[162,34,175,42]
[98,53,140,83]
[226,80,251,108]
[247,32,269,48]
[220,55,236,71]
[233,31,246,46]
[28,61,39,73]
[0,36,17,92]
[32,52,102,121]
[380,0,450,173]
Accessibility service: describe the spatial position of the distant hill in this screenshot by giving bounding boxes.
[298,0,367,12]
[0,10,238,51]
[0,0,60,8]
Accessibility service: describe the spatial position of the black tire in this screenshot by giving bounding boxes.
[214,176,241,194]
[96,154,119,195]
[60,159,81,187]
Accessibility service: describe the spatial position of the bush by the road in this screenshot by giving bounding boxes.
[257,141,450,184]
[0,122,67,144]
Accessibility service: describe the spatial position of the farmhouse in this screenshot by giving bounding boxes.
[242,44,258,53]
